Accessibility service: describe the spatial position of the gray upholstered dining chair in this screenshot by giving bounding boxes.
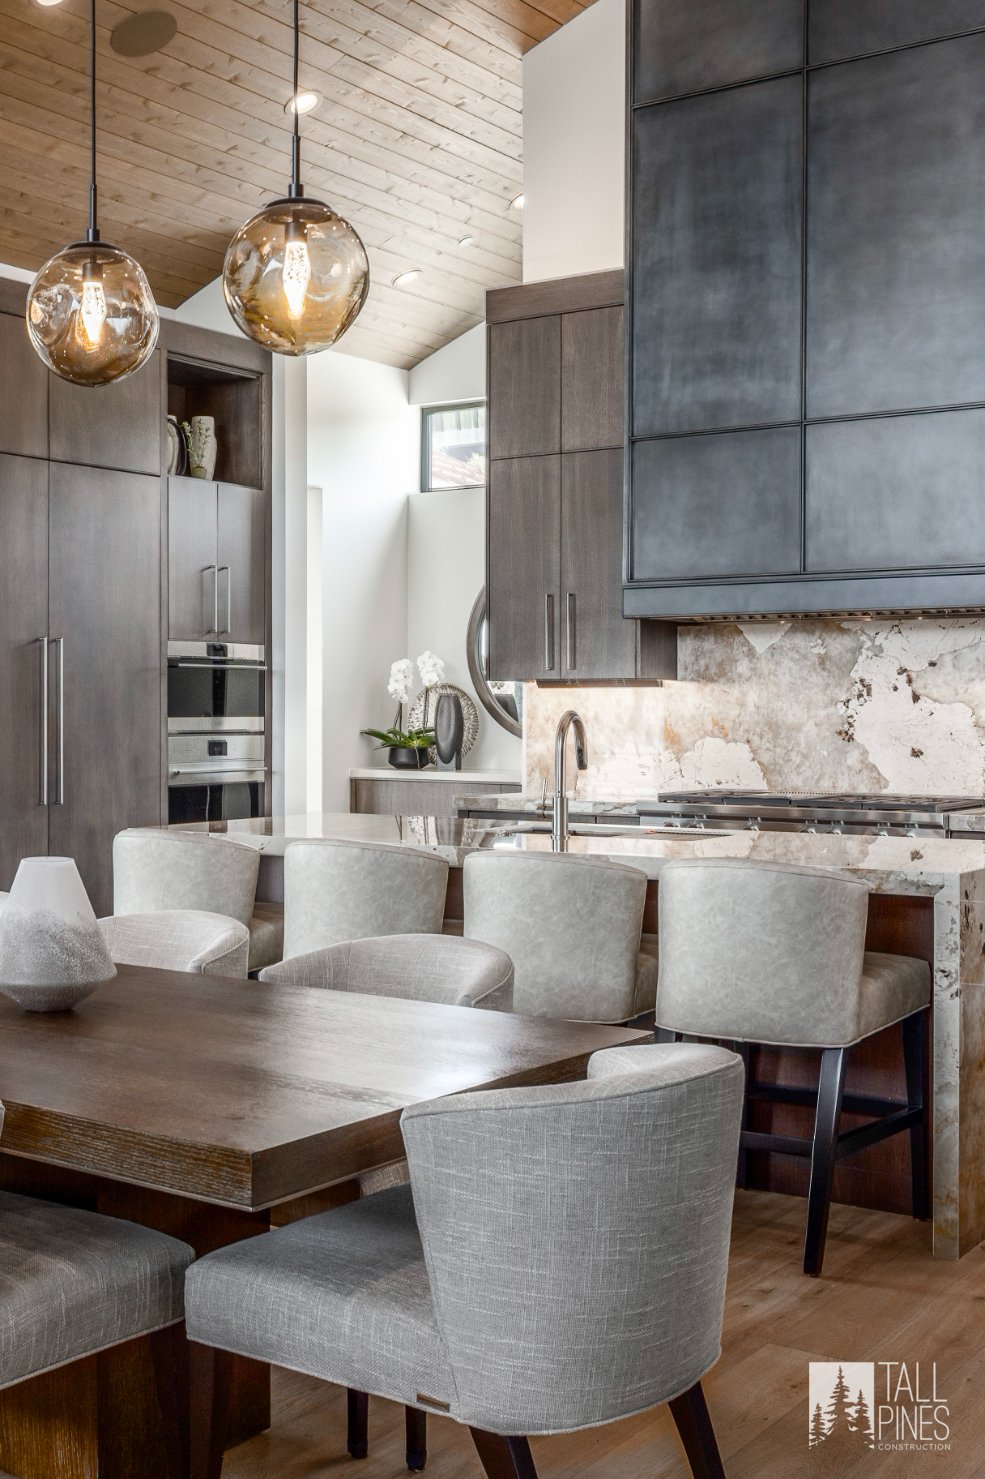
[282,838,450,958]
[462,850,657,1022]
[260,933,514,1010]
[112,828,281,973]
[0,1103,194,1469]
[185,1041,744,1479]
[656,858,932,1277]
[100,909,251,978]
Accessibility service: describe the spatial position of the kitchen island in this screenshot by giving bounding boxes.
[169,813,985,1260]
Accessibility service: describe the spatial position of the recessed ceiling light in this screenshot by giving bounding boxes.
[458,234,475,248]
[510,193,525,210]
[392,270,423,288]
[285,90,321,116]
[110,9,178,56]
[34,0,67,7]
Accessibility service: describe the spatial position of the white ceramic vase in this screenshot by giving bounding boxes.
[0,857,116,1012]
[186,415,217,480]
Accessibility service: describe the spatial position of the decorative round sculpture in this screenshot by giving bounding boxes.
[222,198,369,356]
[26,241,159,387]
[0,857,116,1013]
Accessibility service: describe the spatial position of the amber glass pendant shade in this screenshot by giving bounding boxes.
[223,197,370,356]
[26,241,159,387]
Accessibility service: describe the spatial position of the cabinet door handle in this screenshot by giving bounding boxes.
[203,563,218,636]
[218,565,231,635]
[53,637,65,806]
[566,592,576,672]
[37,637,48,807]
[544,593,555,672]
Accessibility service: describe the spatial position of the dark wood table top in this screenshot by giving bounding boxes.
[0,965,646,1211]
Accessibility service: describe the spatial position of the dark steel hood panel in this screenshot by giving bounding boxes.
[624,570,985,622]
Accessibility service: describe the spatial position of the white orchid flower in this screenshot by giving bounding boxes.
[387,658,414,705]
[416,650,445,688]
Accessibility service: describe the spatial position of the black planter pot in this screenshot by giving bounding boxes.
[387,746,429,770]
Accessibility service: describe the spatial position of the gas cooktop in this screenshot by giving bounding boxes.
[638,791,985,837]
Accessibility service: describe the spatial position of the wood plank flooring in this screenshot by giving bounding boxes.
[223,1190,985,1477]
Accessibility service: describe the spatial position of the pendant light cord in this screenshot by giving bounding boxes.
[289,0,303,198]
[87,0,99,242]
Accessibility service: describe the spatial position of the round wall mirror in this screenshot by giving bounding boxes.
[467,588,523,739]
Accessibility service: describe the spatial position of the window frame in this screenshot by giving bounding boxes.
[420,400,487,493]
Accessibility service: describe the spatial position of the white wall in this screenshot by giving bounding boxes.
[307,351,419,810]
[408,323,486,406]
[522,0,626,282]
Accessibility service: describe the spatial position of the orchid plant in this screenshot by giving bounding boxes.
[361,652,446,752]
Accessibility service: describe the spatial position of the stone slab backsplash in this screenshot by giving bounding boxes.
[523,618,985,800]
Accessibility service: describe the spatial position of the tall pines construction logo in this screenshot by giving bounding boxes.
[808,1362,950,1461]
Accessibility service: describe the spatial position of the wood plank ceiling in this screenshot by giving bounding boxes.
[0,0,591,367]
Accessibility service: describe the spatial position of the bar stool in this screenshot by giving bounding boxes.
[655,858,931,1277]
[463,851,657,1022]
[282,839,449,958]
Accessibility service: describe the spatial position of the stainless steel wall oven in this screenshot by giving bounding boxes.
[167,642,266,823]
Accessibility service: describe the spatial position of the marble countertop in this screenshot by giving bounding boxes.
[165,813,985,895]
[455,793,640,814]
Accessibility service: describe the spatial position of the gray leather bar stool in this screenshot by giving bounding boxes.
[655,858,932,1277]
[0,1106,193,1470]
[113,828,281,973]
[463,850,657,1022]
[186,1042,744,1479]
[283,838,450,959]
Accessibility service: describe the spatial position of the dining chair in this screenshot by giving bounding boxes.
[100,909,251,978]
[463,850,657,1022]
[0,1106,194,1474]
[282,839,449,958]
[112,828,281,972]
[185,1041,744,1479]
[259,932,514,1010]
[656,858,932,1276]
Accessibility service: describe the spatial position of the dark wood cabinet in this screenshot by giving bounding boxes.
[218,483,265,646]
[807,37,985,420]
[635,0,804,104]
[48,351,162,475]
[561,308,623,453]
[487,317,560,459]
[561,450,637,679]
[169,478,265,645]
[809,0,985,65]
[47,465,162,915]
[487,456,561,681]
[0,456,49,889]
[632,77,803,438]
[0,314,48,460]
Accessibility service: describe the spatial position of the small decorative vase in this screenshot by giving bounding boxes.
[0,857,116,1012]
[184,416,217,480]
[388,746,429,770]
[434,693,464,771]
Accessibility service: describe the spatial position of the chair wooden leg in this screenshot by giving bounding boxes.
[469,1428,538,1478]
[150,1323,190,1479]
[406,1405,427,1470]
[803,1046,848,1278]
[654,1027,681,1044]
[734,1041,752,1189]
[668,1382,725,1479]
[347,1389,369,1459]
[902,1010,931,1221]
[189,1342,232,1479]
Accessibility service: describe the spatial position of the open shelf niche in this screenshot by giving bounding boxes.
[166,354,263,490]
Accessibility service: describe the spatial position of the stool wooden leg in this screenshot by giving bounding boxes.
[804,1047,848,1278]
[347,1389,369,1460]
[405,1405,427,1470]
[668,1382,726,1479]
[902,1010,931,1221]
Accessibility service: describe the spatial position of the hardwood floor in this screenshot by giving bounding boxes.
[222,1190,985,1478]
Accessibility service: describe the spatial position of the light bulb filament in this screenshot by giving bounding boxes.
[283,237,311,320]
[79,274,107,350]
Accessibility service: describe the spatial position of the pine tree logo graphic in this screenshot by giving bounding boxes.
[808,1363,876,1463]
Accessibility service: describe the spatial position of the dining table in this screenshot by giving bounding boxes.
[0,963,647,1478]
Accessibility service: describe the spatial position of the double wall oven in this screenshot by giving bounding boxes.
[167,642,267,823]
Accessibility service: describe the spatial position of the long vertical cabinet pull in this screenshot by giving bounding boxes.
[52,637,65,806]
[204,563,218,636]
[218,565,231,635]
[544,593,555,672]
[566,592,577,672]
[37,637,48,806]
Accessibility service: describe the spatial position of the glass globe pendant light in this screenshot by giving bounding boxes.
[25,0,159,387]
[222,0,369,355]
